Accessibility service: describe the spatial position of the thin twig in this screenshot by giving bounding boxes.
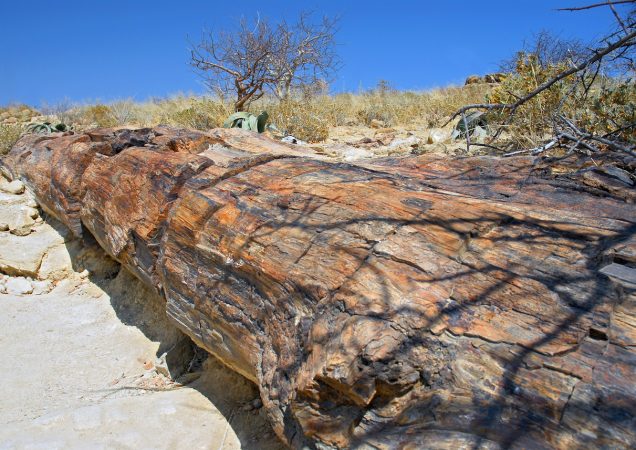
[609,2,630,34]
[503,139,559,157]
[462,111,471,153]
[557,1,635,12]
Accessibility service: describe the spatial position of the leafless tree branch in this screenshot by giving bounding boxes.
[446,28,636,126]
[557,0,635,12]
[189,12,340,111]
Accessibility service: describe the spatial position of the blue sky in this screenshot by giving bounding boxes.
[0,1,628,107]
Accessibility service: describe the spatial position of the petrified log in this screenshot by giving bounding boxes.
[3,127,635,449]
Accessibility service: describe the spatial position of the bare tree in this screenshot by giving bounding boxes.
[499,30,586,73]
[190,12,340,111]
[267,12,340,101]
[191,17,279,111]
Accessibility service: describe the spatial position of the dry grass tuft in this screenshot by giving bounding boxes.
[0,123,24,155]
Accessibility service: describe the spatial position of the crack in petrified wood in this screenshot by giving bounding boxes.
[3,127,635,449]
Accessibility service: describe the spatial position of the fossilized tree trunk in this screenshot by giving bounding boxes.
[3,127,635,449]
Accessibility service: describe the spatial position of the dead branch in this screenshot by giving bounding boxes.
[503,139,559,157]
[557,0,635,12]
[446,29,636,127]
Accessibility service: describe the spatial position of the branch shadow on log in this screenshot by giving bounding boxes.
[216,163,636,448]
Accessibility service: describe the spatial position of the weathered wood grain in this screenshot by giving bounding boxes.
[3,127,635,449]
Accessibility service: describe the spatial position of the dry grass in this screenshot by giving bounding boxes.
[1,84,491,144]
[251,84,491,141]
[0,123,24,155]
[2,73,633,152]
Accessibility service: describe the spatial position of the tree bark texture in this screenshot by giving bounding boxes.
[3,127,635,449]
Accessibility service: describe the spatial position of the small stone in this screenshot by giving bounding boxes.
[32,280,53,295]
[35,217,43,223]
[38,243,74,281]
[388,135,420,151]
[0,223,8,231]
[427,128,450,144]
[1,180,25,195]
[465,75,483,85]
[6,277,34,295]
[26,207,39,219]
[10,226,33,236]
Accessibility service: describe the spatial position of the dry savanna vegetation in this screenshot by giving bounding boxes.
[0,82,492,150]
[2,4,635,164]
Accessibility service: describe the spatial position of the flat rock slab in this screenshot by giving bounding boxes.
[0,281,282,450]
[0,222,71,278]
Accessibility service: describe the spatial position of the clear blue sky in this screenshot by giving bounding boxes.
[0,1,628,107]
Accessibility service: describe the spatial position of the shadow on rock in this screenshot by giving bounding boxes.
[62,228,285,450]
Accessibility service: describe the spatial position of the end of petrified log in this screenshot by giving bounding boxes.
[3,127,635,449]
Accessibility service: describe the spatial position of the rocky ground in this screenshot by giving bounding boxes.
[0,177,283,449]
[288,122,462,161]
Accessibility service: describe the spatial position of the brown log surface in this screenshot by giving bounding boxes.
[3,127,635,449]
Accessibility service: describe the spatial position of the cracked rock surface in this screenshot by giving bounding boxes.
[2,126,635,449]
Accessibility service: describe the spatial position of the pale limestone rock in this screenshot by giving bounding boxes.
[427,128,451,144]
[39,243,74,281]
[6,277,34,295]
[32,279,53,295]
[324,144,374,161]
[387,135,420,151]
[26,207,39,219]
[0,222,68,277]
[3,206,36,235]
[25,197,39,208]
[10,225,33,237]
[1,179,25,195]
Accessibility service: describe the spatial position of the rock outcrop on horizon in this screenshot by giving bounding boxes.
[3,127,635,449]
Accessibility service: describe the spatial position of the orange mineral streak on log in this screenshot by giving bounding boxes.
[3,127,635,449]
